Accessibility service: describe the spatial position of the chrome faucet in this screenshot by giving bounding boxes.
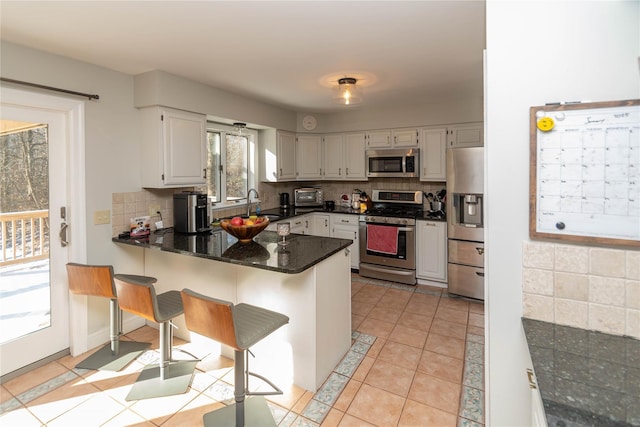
[247,188,259,216]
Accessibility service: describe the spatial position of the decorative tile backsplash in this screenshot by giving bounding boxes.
[522,241,640,339]
[111,179,446,236]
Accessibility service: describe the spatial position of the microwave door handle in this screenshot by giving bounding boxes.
[402,155,407,173]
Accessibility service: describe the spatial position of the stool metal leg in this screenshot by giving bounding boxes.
[125,320,197,401]
[75,298,150,371]
[203,349,276,427]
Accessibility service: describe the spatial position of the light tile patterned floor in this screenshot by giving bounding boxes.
[0,273,484,426]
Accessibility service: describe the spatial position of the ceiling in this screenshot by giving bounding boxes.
[0,1,485,114]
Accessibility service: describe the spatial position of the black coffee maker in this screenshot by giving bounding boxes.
[174,192,210,233]
[279,192,290,209]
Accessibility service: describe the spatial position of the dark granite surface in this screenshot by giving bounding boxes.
[113,228,353,274]
[522,318,640,426]
[259,206,447,222]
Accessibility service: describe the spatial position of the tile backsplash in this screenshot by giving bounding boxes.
[111,179,445,236]
[522,241,640,339]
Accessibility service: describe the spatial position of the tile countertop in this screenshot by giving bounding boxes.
[113,228,353,275]
[522,318,640,426]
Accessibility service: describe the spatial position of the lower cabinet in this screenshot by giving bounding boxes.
[330,214,360,269]
[311,213,331,237]
[416,220,447,282]
[289,214,310,235]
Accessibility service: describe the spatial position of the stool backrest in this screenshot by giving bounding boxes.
[114,277,159,323]
[66,263,117,299]
[180,289,239,350]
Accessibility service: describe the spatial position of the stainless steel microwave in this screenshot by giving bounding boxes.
[366,148,420,178]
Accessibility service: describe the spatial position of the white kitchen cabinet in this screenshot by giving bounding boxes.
[296,134,323,180]
[416,220,447,282]
[323,133,367,181]
[323,134,343,179]
[447,122,484,148]
[419,127,447,181]
[366,130,391,148]
[343,133,367,179]
[260,129,296,182]
[331,214,360,269]
[141,106,207,188]
[311,213,331,237]
[290,214,310,235]
[392,128,419,147]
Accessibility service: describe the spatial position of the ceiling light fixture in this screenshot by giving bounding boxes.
[334,77,363,106]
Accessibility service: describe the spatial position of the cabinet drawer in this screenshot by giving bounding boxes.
[330,214,359,227]
[448,240,484,267]
[447,264,484,300]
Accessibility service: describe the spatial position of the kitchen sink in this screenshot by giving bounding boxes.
[264,214,281,222]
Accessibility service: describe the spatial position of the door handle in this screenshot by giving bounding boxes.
[59,222,69,247]
[397,227,413,232]
[476,247,484,255]
[475,271,485,277]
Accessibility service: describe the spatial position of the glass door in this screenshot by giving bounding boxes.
[0,96,71,377]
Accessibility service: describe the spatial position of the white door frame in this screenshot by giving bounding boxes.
[1,87,88,357]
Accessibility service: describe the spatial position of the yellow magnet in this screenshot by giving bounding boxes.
[537,116,555,132]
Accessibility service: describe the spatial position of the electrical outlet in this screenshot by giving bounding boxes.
[93,209,110,225]
[149,205,160,217]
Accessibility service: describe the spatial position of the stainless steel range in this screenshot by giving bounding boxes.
[359,190,423,285]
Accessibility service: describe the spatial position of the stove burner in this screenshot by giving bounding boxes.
[365,207,423,218]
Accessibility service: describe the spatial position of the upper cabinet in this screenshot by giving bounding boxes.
[392,128,419,148]
[261,129,296,182]
[365,130,391,148]
[419,127,447,181]
[323,133,367,181]
[296,134,323,180]
[141,106,207,188]
[447,123,484,148]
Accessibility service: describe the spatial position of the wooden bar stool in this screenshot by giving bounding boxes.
[114,275,197,401]
[181,288,289,427]
[65,263,153,371]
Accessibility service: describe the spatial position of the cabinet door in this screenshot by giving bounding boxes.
[420,127,447,181]
[416,220,447,281]
[290,214,309,234]
[392,128,419,147]
[366,130,391,148]
[323,134,344,179]
[277,131,297,180]
[344,133,367,179]
[311,214,331,237]
[296,134,323,180]
[161,108,207,186]
[332,224,359,268]
[448,123,484,148]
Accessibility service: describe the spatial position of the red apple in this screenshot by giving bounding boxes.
[230,216,244,226]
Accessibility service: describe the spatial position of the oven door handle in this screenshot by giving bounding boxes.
[396,227,414,232]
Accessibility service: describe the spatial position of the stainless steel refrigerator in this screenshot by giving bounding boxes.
[446,147,485,300]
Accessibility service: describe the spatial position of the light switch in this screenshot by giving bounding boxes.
[94,209,110,225]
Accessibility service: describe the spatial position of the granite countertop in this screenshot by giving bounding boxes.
[522,318,639,426]
[113,228,353,274]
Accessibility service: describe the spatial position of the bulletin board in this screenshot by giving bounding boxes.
[529,99,640,248]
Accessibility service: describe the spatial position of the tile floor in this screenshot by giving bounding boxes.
[0,273,485,426]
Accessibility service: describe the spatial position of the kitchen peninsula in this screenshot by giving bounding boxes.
[113,229,353,392]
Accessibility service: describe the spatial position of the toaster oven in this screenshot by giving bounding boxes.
[294,188,324,207]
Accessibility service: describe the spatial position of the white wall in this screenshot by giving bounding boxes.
[485,1,639,425]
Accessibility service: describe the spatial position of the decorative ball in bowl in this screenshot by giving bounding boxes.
[220,216,270,243]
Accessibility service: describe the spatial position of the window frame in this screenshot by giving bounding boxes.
[206,122,258,212]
